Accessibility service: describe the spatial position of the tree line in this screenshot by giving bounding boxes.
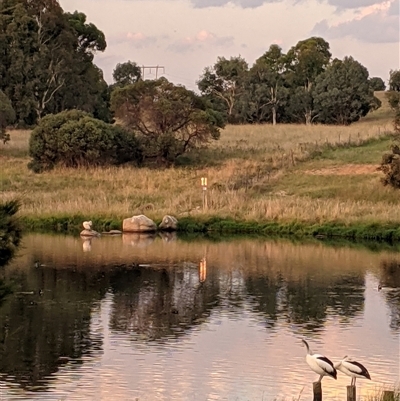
[198,38,385,126]
[0,0,397,170]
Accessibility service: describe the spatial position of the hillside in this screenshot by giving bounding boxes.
[0,91,398,238]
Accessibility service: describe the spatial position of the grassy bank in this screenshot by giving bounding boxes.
[1,91,399,240]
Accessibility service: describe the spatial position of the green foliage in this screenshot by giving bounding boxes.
[386,72,400,133]
[314,57,378,125]
[0,90,15,143]
[389,70,400,91]
[0,199,22,268]
[28,110,142,172]
[197,37,383,126]
[285,36,332,88]
[285,37,331,124]
[242,45,288,124]
[197,56,248,122]
[0,0,109,125]
[369,77,386,91]
[111,77,224,165]
[379,144,400,188]
[112,60,142,86]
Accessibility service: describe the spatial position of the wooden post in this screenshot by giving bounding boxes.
[347,385,356,401]
[382,391,395,401]
[312,381,322,401]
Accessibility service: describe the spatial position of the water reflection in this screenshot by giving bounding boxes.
[109,266,220,341]
[0,234,398,400]
[0,266,106,390]
[379,259,400,330]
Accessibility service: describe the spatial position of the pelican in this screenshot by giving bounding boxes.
[83,221,93,230]
[334,356,371,386]
[302,339,337,382]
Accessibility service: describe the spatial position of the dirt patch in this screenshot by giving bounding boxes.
[305,164,380,176]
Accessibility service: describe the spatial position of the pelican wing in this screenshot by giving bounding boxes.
[342,360,371,379]
[316,355,337,378]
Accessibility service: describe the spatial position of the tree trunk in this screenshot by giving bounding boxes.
[272,106,277,126]
[305,109,312,125]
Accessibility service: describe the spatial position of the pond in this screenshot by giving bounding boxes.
[0,233,399,401]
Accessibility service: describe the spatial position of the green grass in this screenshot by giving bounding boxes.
[316,135,395,164]
[366,388,400,401]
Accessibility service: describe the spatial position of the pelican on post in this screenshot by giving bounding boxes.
[301,339,337,382]
[334,356,371,386]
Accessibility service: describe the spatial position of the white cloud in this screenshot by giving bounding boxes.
[108,31,160,48]
[168,30,235,53]
[312,1,399,43]
[190,0,280,8]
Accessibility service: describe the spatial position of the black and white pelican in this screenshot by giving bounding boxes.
[302,339,337,382]
[83,220,93,230]
[334,356,371,386]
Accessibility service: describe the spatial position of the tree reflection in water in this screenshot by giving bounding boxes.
[109,264,221,341]
[1,233,395,396]
[0,266,106,391]
[379,259,400,330]
[245,273,365,331]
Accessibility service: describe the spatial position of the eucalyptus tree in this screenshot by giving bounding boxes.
[0,0,108,125]
[247,44,287,125]
[313,57,378,125]
[197,56,248,122]
[113,61,142,87]
[285,37,331,124]
[0,0,38,124]
[51,11,110,121]
[385,69,400,133]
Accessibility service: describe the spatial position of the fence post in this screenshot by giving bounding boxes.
[347,385,356,401]
[312,382,322,401]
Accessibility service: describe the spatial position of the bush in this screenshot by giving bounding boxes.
[28,110,142,172]
[379,144,400,188]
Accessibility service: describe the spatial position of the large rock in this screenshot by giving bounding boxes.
[122,214,157,232]
[158,215,178,231]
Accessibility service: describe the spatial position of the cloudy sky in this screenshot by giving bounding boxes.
[59,0,399,90]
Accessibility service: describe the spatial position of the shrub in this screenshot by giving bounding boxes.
[28,110,142,172]
[379,144,400,188]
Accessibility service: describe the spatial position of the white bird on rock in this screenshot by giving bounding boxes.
[334,356,371,386]
[302,339,337,382]
[83,221,93,230]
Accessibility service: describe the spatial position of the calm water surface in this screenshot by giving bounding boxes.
[0,233,399,401]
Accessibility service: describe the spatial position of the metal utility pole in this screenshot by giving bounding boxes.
[141,65,165,80]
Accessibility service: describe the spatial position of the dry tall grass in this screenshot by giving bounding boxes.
[0,94,397,225]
